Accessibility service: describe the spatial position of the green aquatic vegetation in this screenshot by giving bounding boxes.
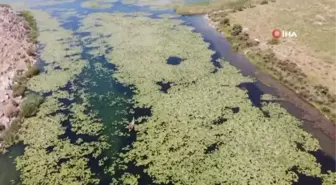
[70,103,104,135]
[122,0,183,10]
[80,13,215,104]
[81,0,116,9]
[79,13,333,184]
[118,173,139,185]
[16,92,109,185]
[0,0,76,10]
[26,10,86,92]
[53,9,80,23]
[123,65,323,185]
[28,67,84,92]
[322,171,336,185]
[10,9,112,185]
[124,11,153,17]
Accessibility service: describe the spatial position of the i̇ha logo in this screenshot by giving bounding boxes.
[272,29,297,39]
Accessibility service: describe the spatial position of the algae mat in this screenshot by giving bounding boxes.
[80,12,336,185]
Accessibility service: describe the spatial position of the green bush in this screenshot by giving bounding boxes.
[231,24,243,36]
[260,0,268,4]
[0,118,21,146]
[13,75,28,85]
[267,38,280,45]
[220,18,230,26]
[19,10,38,43]
[20,93,44,118]
[25,65,40,78]
[12,84,26,97]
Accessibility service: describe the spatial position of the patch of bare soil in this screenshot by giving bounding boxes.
[0,5,37,141]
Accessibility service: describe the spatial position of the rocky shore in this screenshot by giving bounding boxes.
[0,5,37,139]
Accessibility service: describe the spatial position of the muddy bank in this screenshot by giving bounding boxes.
[0,5,37,145]
[189,15,336,158]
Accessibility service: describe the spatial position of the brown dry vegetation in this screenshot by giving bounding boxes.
[176,0,336,122]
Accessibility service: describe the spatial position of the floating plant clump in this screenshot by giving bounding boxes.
[16,91,110,185]
[27,10,86,93]
[157,13,181,19]
[121,0,184,10]
[79,12,336,185]
[11,9,113,185]
[80,13,215,106]
[81,0,117,9]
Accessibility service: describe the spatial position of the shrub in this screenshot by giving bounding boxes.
[260,0,268,4]
[237,33,249,41]
[12,84,26,97]
[231,24,243,36]
[321,107,330,113]
[19,10,38,43]
[0,124,5,132]
[25,65,40,78]
[13,75,28,85]
[220,18,230,26]
[232,43,240,51]
[20,93,44,118]
[267,38,280,45]
[0,118,21,146]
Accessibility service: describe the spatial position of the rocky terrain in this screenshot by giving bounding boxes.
[0,5,37,138]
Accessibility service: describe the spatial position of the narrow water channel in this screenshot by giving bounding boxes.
[0,0,335,185]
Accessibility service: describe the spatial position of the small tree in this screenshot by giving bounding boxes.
[231,24,243,36]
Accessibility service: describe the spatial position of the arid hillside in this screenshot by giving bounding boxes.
[0,4,38,147]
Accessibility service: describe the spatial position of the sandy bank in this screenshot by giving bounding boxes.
[0,5,37,139]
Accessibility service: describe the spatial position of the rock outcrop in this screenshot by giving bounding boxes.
[0,5,36,134]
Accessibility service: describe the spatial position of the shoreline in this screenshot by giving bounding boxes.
[0,5,39,150]
[200,14,336,158]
